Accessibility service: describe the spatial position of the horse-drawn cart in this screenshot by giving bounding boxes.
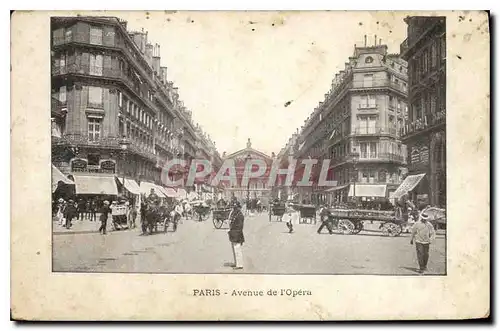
[212,208,232,229]
[191,201,211,222]
[327,208,405,236]
[269,202,286,222]
[297,204,317,224]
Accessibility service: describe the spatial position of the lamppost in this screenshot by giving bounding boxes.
[351,149,359,207]
[119,136,131,195]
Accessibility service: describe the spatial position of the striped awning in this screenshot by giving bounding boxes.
[116,177,141,195]
[392,174,426,200]
[324,184,349,192]
[52,165,74,192]
[159,186,177,198]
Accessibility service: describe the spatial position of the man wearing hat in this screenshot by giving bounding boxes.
[410,210,436,274]
[63,199,77,229]
[228,200,245,270]
[99,200,111,235]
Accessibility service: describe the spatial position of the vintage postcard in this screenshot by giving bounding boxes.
[11,10,489,320]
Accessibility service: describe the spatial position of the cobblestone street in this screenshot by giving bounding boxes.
[53,213,446,275]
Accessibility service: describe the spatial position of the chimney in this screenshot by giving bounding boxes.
[145,43,153,67]
[375,35,377,46]
[379,38,382,45]
[364,35,367,47]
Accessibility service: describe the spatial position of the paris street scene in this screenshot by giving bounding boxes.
[51,13,446,275]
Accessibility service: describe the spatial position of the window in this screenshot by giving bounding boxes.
[90,26,103,45]
[88,118,101,141]
[59,55,66,73]
[88,86,103,108]
[88,154,100,166]
[119,119,124,136]
[59,86,67,103]
[369,170,376,184]
[118,92,123,108]
[53,28,64,45]
[361,171,369,183]
[64,28,73,43]
[402,82,407,92]
[389,96,394,109]
[126,123,131,138]
[363,74,373,87]
[126,100,130,113]
[89,54,103,76]
[431,41,437,67]
[369,142,377,158]
[365,56,373,64]
[360,95,376,108]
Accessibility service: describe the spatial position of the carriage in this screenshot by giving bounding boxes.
[142,204,172,234]
[269,202,286,222]
[297,204,317,224]
[191,200,211,222]
[326,208,405,236]
[212,208,232,229]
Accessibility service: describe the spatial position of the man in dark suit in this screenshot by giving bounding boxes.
[228,201,245,270]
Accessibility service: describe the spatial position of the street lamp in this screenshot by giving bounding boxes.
[119,136,131,195]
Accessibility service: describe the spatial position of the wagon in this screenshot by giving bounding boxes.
[192,201,211,222]
[269,202,286,222]
[297,204,317,224]
[212,208,232,229]
[327,208,405,236]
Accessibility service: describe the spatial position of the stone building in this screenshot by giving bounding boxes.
[293,38,409,205]
[50,16,220,199]
[399,16,446,207]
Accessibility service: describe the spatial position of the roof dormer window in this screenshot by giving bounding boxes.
[365,56,374,64]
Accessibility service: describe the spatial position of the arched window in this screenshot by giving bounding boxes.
[365,56,374,64]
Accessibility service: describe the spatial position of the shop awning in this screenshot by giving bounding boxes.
[159,186,178,198]
[324,184,349,192]
[176,188,187,199]
[392,174,426,200]
[116,177,141,195]
[73,175,118,195]
[52,165,74,192]
[188,191,199,200]
[348,184,387,197]
[140,181,166,198]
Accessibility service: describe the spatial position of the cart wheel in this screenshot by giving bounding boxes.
[201,211,210,221]
[351,221,364,234]
[213,218,224,229]
[382,222,402,237]
[337,219,355,235]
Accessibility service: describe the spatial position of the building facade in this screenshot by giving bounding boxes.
[400,16,446,208]
[221,139,273,204]
[292,40,409,205]
[51,16,220,198]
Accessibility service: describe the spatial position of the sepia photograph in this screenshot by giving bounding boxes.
[11,9,489,320]
[50,13,447,275]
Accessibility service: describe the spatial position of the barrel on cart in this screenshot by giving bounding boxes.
[212,208,232,229]
[327,208,404,236]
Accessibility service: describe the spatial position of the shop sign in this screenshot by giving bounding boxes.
[100,160,116,173]
[71,159,88,172]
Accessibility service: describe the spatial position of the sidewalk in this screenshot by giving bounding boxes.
[52,216,135,235]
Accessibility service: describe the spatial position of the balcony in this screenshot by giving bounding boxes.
[400,109,446,138]
[353,126,398,137]
[358,153,406,164]
[351,79,407,94]
[52,64,158,112]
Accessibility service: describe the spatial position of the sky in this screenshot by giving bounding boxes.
[106,11,408,156]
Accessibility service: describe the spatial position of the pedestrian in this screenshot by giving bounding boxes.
[317,205,334,235]
[77,198,85,220]
[90,199,97,222]
[410,211,436,274]
[85,200,91,220]
[56,198,65,226]
[99,200,111,235]
[63,199,77,229]
[228,201,245,270]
